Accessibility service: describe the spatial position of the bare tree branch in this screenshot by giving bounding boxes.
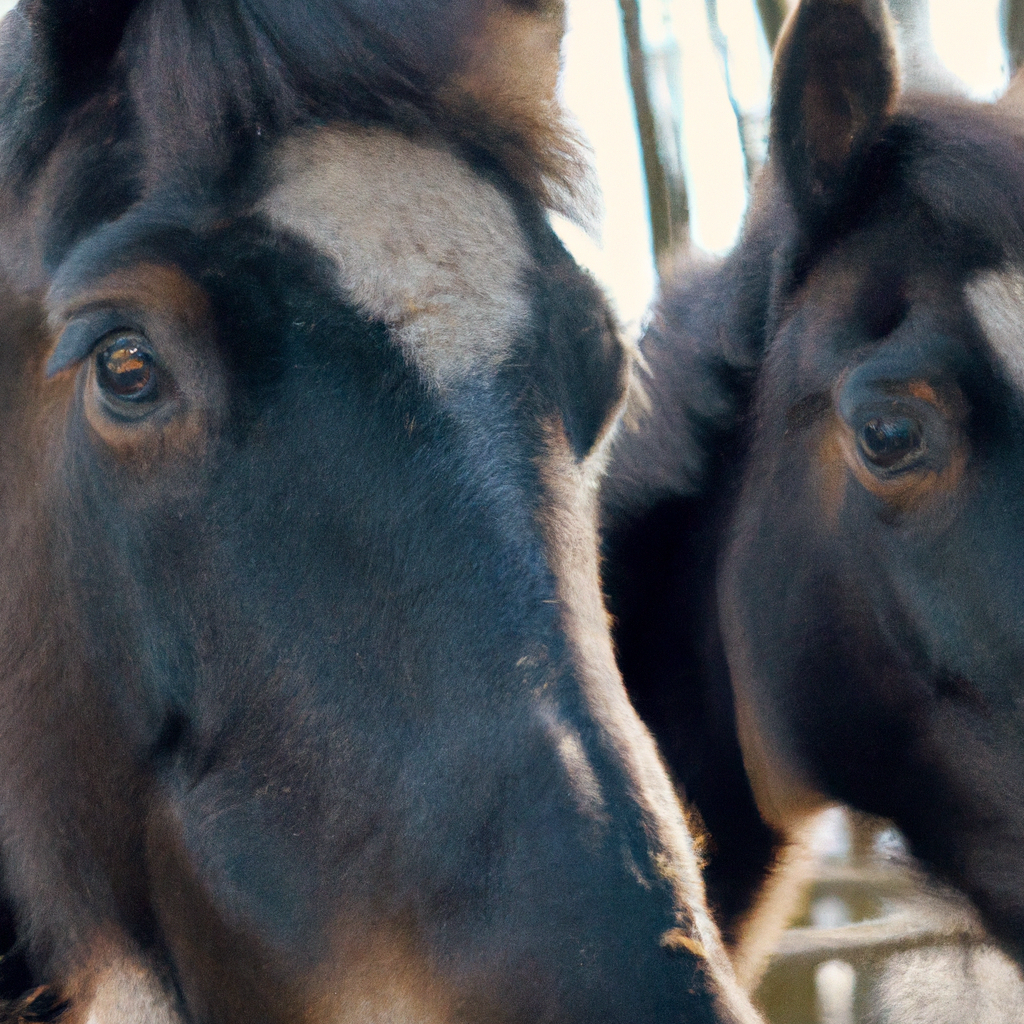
[617,0,685,266]
[705,0,758,181]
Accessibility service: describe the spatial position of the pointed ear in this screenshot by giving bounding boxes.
[447,1,583,215]
[770,0,898,226]
[0,0,142,189]
[339,0,577,210]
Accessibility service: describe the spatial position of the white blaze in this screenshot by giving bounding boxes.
[965,269,1024,394]
[262,127,533,391]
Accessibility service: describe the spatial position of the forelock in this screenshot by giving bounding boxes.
[0,0,586,217]
[895,98,1024,263]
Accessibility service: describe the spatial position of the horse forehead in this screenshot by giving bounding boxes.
[965,268,1024,394]
[260,127,533,390]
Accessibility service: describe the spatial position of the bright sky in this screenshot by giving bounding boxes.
[931,0,1007,98]
[553,0,658,338]
[0,0,1011,329]
[559,0,1011,330]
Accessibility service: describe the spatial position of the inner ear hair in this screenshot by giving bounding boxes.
[770,0,898,227]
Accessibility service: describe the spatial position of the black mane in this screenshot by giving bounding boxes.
[0,0,581,248]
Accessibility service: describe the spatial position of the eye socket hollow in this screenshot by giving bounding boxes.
[96,333,157,402]
[858,415,924,471]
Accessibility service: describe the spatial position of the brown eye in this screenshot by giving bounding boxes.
[858,416,924,471]
[96,333,157,401]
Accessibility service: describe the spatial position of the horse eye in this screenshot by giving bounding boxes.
[858,416,924,471]
[96,334,157,401]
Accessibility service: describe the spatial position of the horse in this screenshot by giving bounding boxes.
[603,0,1024,968]
[0,1,763,1021]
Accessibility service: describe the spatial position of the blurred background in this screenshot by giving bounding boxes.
[0,0,1013,331]
[558,0,1017,334]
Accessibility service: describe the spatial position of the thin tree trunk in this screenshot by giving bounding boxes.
[887,0,961,93]
[1003,0,1024,74]
[617,0,686,267]
[753,0,787,50]
[705,0,757,181]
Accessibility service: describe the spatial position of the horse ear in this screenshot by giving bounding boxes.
[340,1,565,126]
[331,0,576,210]
[445,0,581,212]
[770,0,898,227]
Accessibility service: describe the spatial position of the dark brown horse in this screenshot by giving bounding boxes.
[0,2,762,1022]
[604,0,1024,966]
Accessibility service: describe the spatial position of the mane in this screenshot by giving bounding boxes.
[0,0,586,219]
[600,213,776,529]
[894,95,1024,265]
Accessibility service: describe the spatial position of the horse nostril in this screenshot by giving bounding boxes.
[151,711,189,765]
[0,938,66,1023]
[0,938,33,1002]
[934,670,993,718]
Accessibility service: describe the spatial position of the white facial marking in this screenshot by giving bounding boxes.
[83,961,182,1024]
[261,127,533,390]
[966,269,1024,393]
[331,997,449,1024]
